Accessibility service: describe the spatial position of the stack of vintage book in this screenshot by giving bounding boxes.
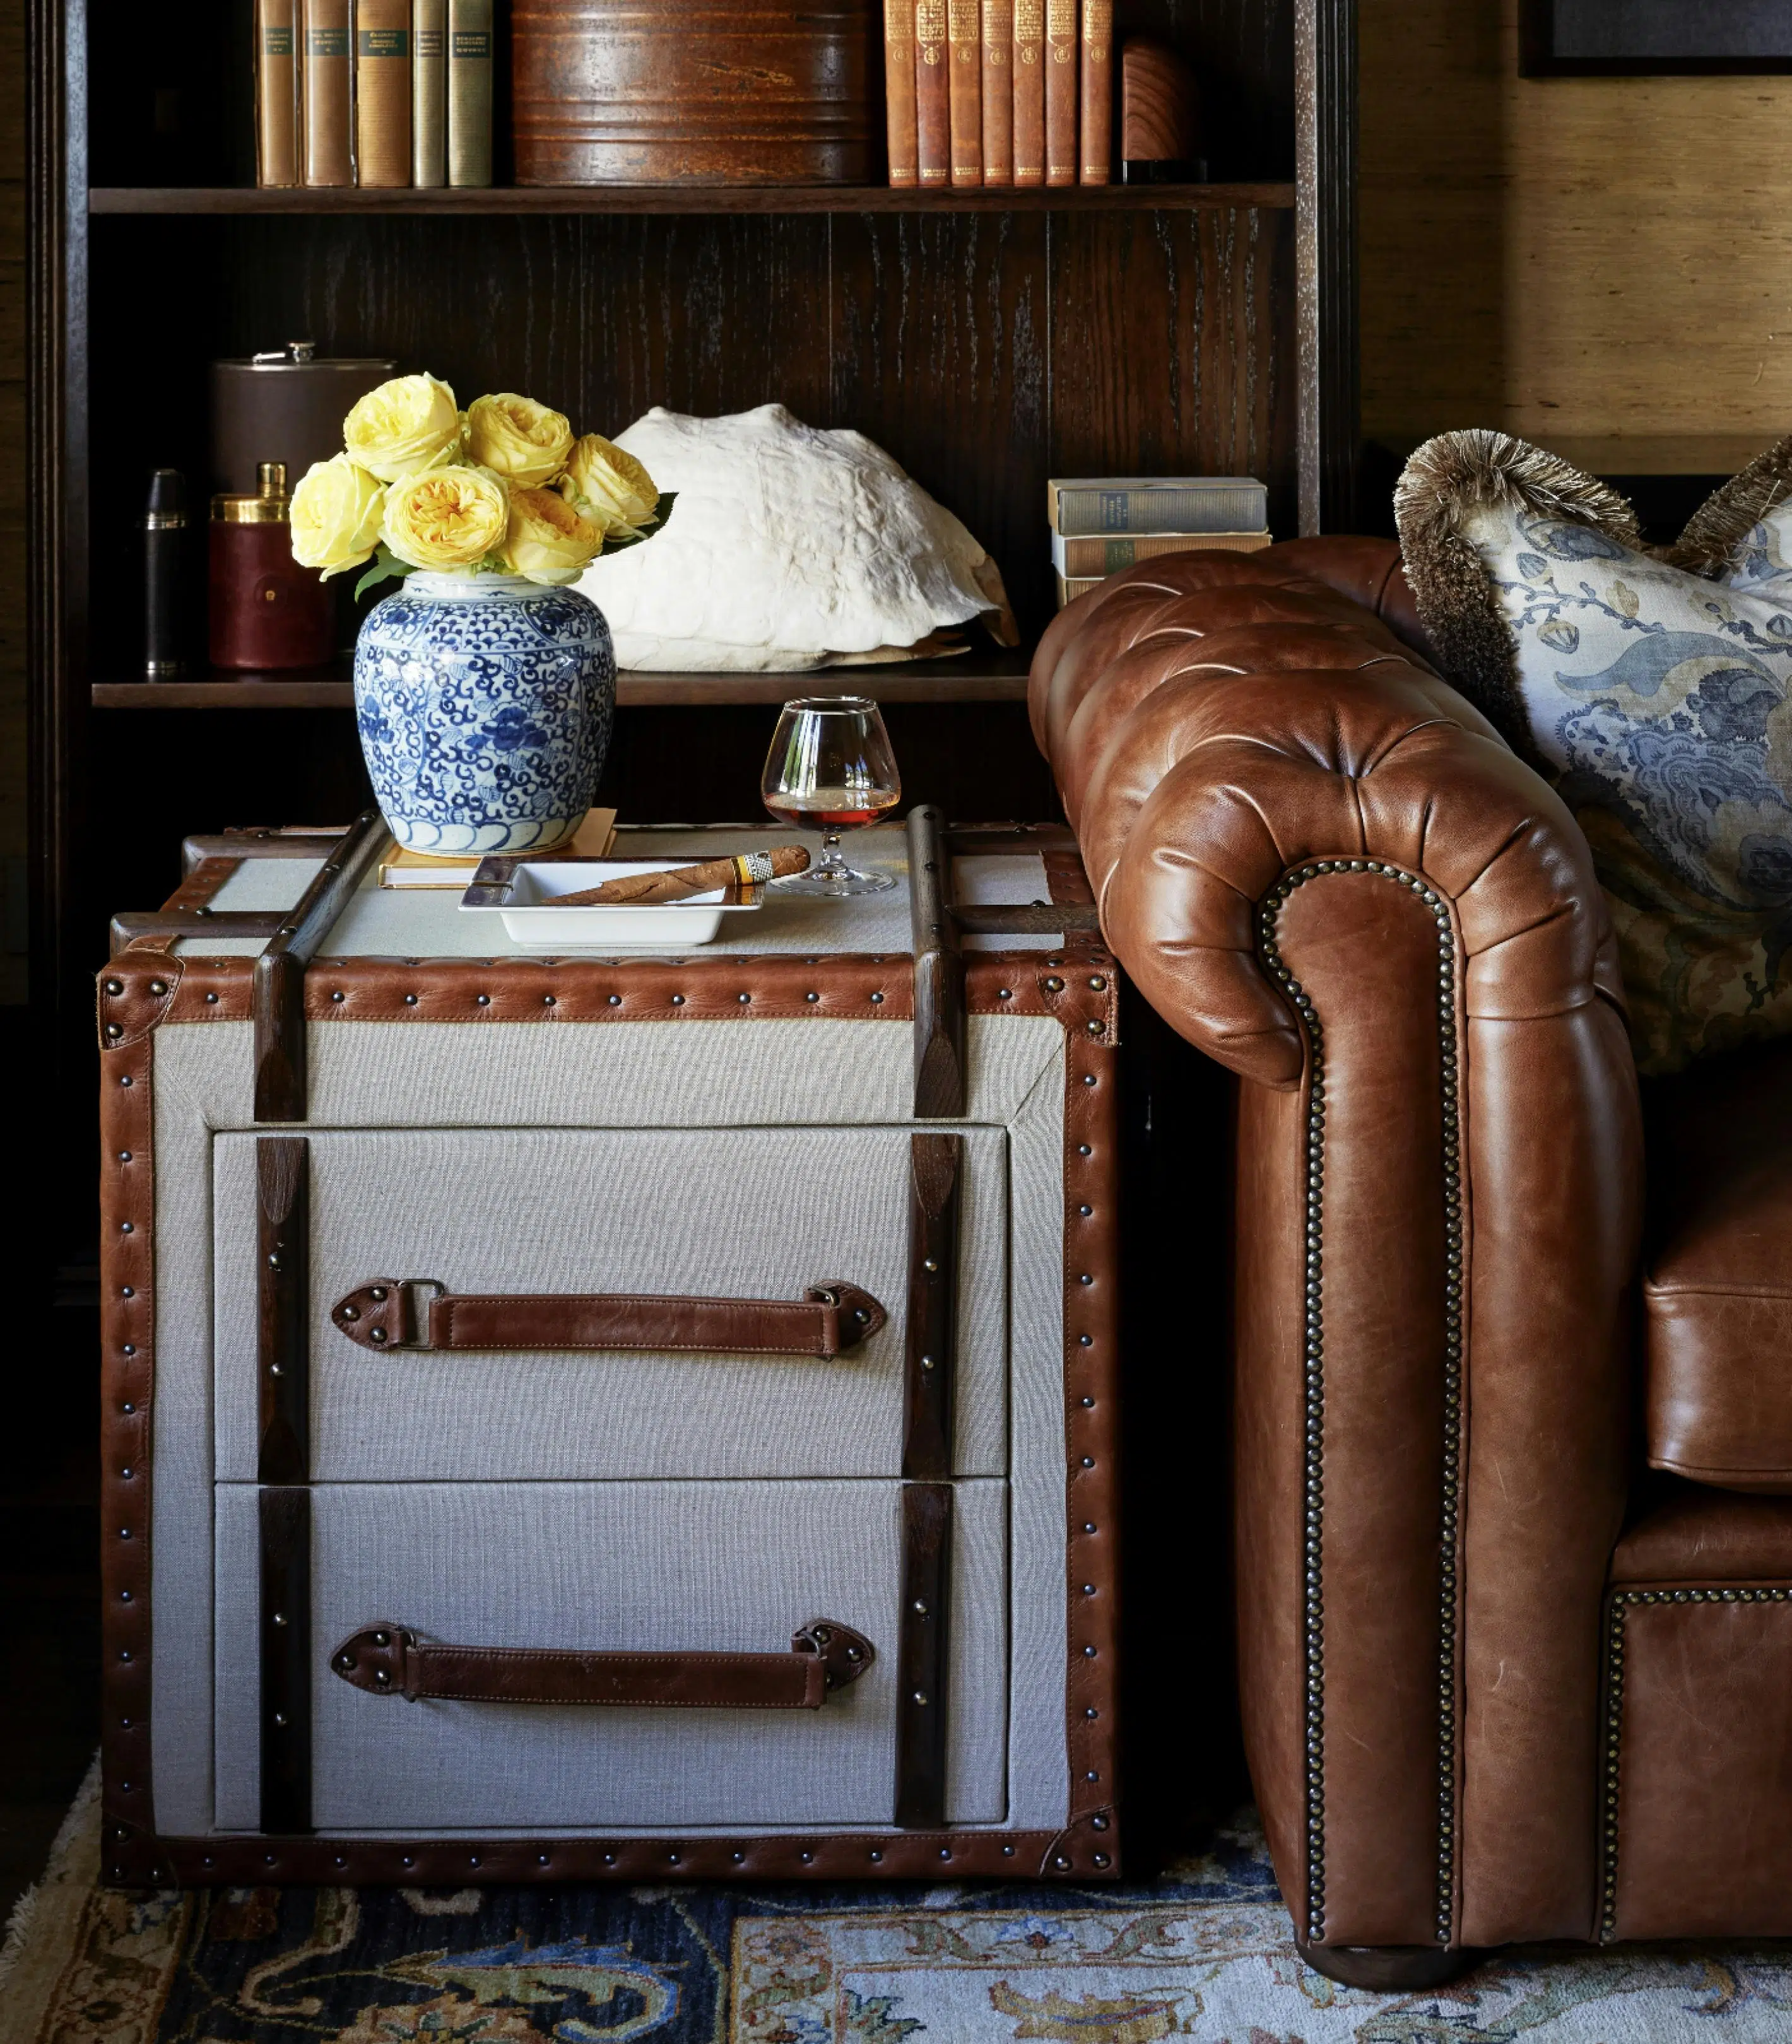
[887,2,1115,189]
[1049,477,1272,607]
[254,1,495,189]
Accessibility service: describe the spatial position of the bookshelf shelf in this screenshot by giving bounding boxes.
[90,652,1033,710]
[90,182,1297,218]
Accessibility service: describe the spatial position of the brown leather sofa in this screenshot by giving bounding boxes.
[1032,537,1792,1985]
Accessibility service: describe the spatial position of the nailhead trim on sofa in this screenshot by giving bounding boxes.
[1598,1583,1792,1939]
[1258,859,1465,1946]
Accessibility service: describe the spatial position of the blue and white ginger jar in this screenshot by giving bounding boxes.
[353,572,616,854]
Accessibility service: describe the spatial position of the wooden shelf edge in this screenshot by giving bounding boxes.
[90,181,1297,218]
[92,667,1034,710]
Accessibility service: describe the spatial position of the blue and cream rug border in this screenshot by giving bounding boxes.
[4,1776,1790,2043]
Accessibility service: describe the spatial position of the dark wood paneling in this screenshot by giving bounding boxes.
[579,213,832,428]
[1049,204,1298,534]
[832,210,1051,632]
[224,214,592,423]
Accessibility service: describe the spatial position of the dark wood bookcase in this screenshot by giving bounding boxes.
[28,0,1356,1221]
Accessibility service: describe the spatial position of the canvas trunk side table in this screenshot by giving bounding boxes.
[98,811,1119,1884]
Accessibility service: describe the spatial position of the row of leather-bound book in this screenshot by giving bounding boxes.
[887,1,1114,189]
[254,0,495,189]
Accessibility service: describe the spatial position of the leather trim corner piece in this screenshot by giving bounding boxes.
[1258,860,1465,1949]
[1040,1807,1120,1878]
[98,958,181,1049]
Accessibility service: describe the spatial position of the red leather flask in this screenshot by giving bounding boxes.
[209,461,334,670]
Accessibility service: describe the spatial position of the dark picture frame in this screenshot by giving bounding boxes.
[1521,0,1792,74]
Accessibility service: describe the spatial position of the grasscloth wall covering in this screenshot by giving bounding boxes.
[1361,0,1792,447]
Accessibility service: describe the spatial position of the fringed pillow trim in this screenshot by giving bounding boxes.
[1393,429,1643,753]
[1665,433,1792,579]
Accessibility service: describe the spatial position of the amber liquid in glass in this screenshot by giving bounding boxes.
[763,789,902,833]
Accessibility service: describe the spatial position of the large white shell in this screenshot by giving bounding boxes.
[575,404,1010,671]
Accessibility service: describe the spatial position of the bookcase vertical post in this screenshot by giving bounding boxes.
[1295,0,1360,536]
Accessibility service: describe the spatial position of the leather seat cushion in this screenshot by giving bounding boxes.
[1646,1038,1792,1491]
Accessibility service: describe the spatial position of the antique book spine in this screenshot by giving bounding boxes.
[413,0,447,186]
[1052,530,1272,576]
[355,0,413,188]
[1011,0,1044,188]
[1078,0,1112,183]
[447,0,495,187]
[980,0,1012,186]
[884,0,919,186]
[256,0,300,187]
[946,0,982,187]
[1049,479,1271,534]
[1044,0,1076,187]
[914,1,950,189]
[301,0,353,187]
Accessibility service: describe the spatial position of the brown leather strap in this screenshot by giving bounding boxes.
[331,1279,886,1358]
[329,1618,875,1708]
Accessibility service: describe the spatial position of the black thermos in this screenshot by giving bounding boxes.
[144,468,186,679]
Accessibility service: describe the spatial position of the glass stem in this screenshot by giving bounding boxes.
[815,831,849,877]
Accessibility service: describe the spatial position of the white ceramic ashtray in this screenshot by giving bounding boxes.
[460,857,767,948]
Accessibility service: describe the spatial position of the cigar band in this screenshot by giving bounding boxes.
[733,852,775,886]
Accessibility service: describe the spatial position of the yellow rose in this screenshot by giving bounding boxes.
[343,373,461,482]
[465,393,575,489]
[497,485,604,585]
[289,455,385,579]
[380,465,509,573]
[559,432,659,537]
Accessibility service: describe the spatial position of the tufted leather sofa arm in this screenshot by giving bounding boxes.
[1035,540,1644,1954]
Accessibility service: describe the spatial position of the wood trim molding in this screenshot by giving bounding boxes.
[27,0,89,1039]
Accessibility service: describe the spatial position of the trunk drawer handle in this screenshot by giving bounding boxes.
[329,1618,876,1708]
[331,1279,887,1359]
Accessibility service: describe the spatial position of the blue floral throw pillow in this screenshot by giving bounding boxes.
[1396,428,1792,1075]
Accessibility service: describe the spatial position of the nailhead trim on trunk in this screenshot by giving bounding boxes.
[1257,858,1465,1948]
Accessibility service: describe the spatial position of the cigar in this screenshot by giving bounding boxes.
[553,847,811,907]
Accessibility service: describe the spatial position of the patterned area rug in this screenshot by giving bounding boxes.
[4,1767,1791,2043]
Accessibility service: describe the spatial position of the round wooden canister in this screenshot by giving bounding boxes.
[512,0,876,185]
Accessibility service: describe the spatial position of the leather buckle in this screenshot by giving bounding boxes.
[331,1279,442,1351]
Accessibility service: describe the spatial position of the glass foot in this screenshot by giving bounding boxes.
[774,866,897,896]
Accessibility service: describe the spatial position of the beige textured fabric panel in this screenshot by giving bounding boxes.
[214,1478,1010,1832]
[148,1013,1070,1837]
[1004,1052,1072,1830]
[150,1059,223,1836]
[211,1125,1010,1481]
[153,1014,1063,1133]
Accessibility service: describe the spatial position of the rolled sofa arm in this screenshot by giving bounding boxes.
[1037,541,1643,1953]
